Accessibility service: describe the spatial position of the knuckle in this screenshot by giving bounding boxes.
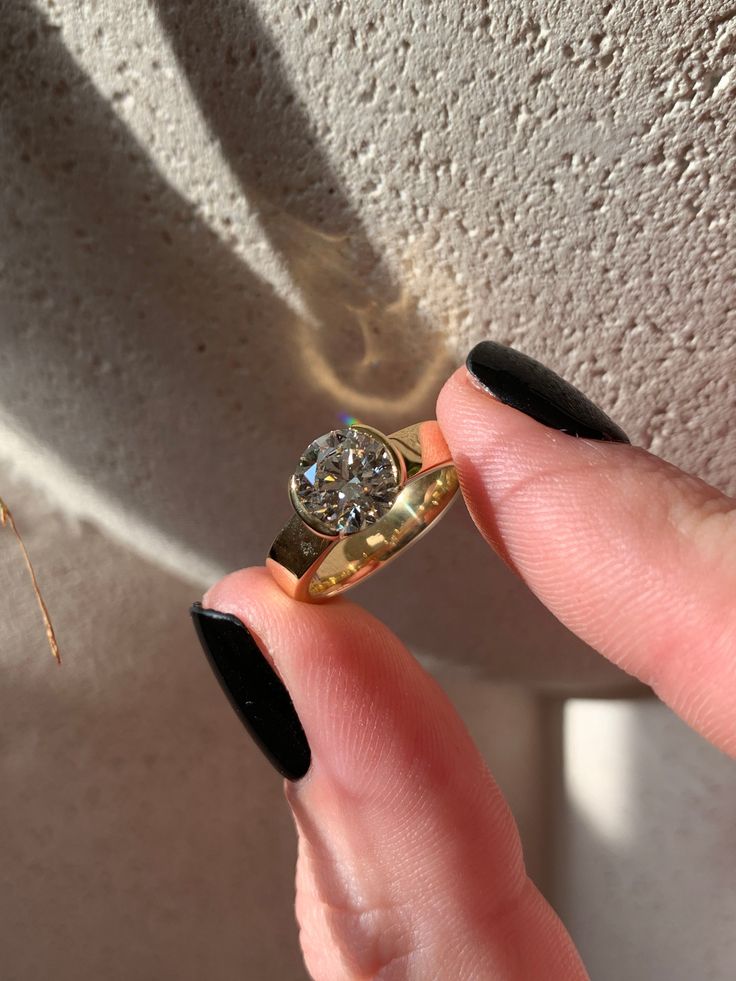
[296,884,421,981]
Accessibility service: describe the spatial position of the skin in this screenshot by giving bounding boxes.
[203,366,736,980]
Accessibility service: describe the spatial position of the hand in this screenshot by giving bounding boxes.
[191,342,736,980]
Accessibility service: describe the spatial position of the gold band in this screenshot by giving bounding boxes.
[266,421,458,602]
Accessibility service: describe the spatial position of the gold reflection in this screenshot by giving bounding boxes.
[308,465,458,596]
[263,207,460,416]
[267,421,459,602]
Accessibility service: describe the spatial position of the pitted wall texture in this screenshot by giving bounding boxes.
[0,1,734,669]
[2,4,736,980]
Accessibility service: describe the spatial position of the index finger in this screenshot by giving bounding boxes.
[437,344,736,755]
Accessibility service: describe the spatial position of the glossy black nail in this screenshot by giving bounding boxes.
[466,340,630,443]
[190,602,311,781]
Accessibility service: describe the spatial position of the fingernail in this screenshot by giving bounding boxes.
[190,602,311,781]
[466,340,630,443]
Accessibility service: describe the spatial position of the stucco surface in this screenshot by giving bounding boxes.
[1,0,735,685]
[1,1,735,979]
[0,471,307,981]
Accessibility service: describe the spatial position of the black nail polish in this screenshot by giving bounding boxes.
[466,341,630,443]
[190,602,311,781]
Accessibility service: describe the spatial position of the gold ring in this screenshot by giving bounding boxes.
[266,421,459,602]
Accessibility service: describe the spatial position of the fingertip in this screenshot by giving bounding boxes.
[191,567,313,782]
[438,362,550,450]
[436,363,476,424]
[438,349,736,753]
[202,564,284,619]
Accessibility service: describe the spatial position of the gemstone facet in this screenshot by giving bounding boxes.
[290,427,401,536]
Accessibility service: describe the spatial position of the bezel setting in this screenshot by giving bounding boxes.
[289,424,405,538]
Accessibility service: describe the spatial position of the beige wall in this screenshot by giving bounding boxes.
[1,1,735,978]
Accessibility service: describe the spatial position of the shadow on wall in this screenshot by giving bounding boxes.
[0,483,310,981]
[0,0,449,561]
[551,698,736,981]
[0,0,631,688]
[153,0,452,415]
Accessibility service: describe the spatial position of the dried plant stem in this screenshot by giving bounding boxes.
[0,496,61,665]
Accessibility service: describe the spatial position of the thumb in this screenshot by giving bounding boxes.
[191,567,585,981]
[437,342,736,755]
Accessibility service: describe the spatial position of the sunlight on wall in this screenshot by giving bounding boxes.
[563,699,636,847]
[0,413,222,589]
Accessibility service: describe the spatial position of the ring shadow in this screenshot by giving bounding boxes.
[0,0,631,689]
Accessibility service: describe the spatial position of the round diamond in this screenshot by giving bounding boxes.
[291,427,400,535]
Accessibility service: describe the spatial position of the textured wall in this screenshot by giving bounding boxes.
[1,3,735,979]
[1,0,734,687]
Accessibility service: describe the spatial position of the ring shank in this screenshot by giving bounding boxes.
[266,422,458,602]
